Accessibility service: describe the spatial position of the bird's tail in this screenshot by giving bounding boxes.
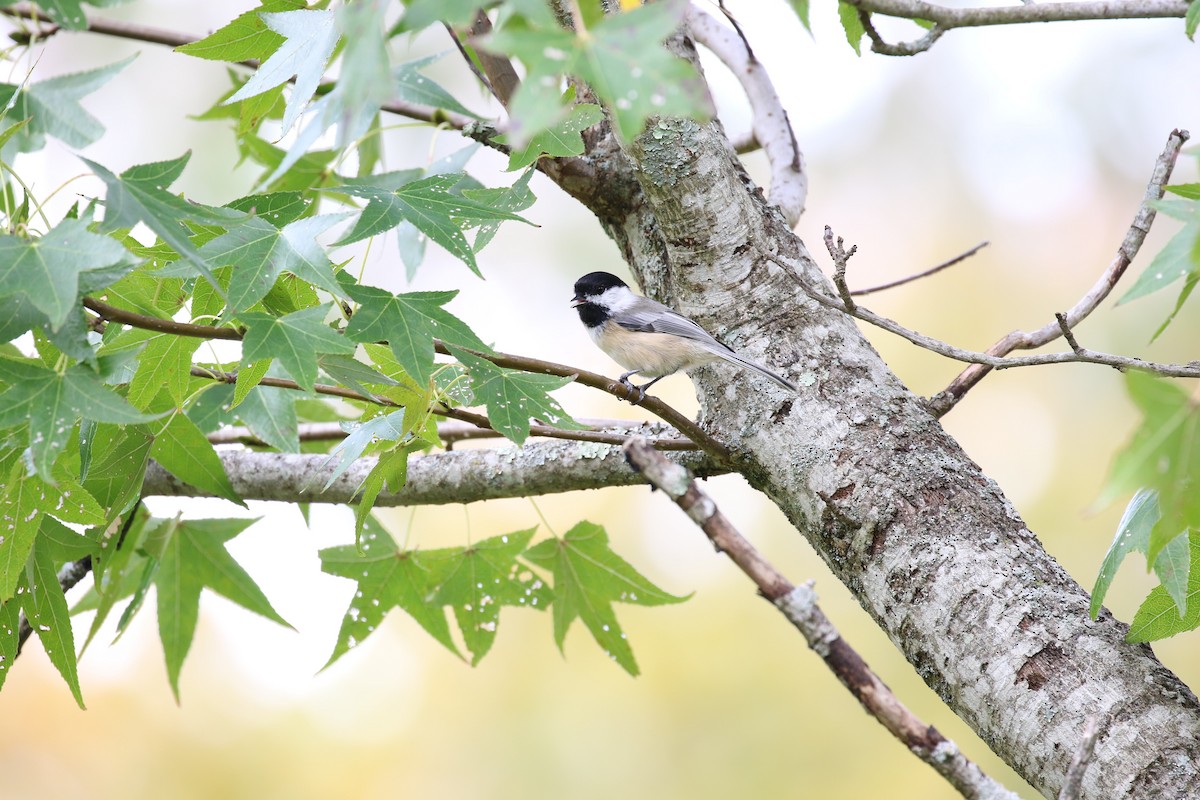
[718,350,796,392]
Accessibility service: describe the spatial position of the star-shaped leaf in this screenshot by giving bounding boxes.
[83,153,238,295]
[484,0,707,143]
[1128,533,1200,642]
[198,213,351,313]
[501,101,603,171]
[226,9,339,136]
[127,334,201,409]
[1102,372,1200,564]
[0,357,158,481]
[0,219,136,330]
[449,346,583,444]
[0,55,133,153]
[392,54,481,120]
[153,516,289,699]
[0,462,105,602]
[319,516,461,668]
[1091,489,1191,619]
[344,284,490,384]
[333,172,532,275]
[175,0,307,62]
[239,305,356,393]
[150,412,244,507]
[425,528,550,664]
[524,521,688,676]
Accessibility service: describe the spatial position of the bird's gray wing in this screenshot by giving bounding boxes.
[613,298,735,353]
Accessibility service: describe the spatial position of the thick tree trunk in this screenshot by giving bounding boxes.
[612,115,1200,799]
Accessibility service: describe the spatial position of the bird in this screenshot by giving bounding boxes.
[570,271,795,402]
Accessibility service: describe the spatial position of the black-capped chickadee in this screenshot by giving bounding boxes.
[571,271,796,401]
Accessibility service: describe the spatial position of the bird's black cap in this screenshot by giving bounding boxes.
[572,271,628,302]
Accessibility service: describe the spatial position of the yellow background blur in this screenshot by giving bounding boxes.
[1,2,1197,798]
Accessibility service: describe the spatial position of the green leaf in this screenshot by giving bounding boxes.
[1128,533,1200,641]
[344,285,490,385]
[83,153,236,297]
[0,218,136,330]
[226,191,314,228]
[127,334,202,409]
[324,410,407,488]
[503,102,603,170]
[402,0,494,29]
[0,465,105,601]
[1118,220,1200,305]
[1187,0,1200,40]
[200,213,350,313]
[226,9,339,135]
[1091,489,1190,618]
[1103,372,1200,564]
[0,56,134,153]
[786,0,813,34]
[392,54,481,120]
[837,1,867,55]
[236,382,299,452]
[449,346,582,444]
[239,305,356,393]
[488,1,707,143]
[0,358,158,482]
[334,172,532,275]
[524,521,688,676]
[150,413,244,506]
[81,424,154,517]
[319,516,461,668]
[175,0,307,62]
[1166,183,1200,200]
[233,358,273,409]
[24,537,85,707]
[352,448,409,541]
[155,516,288,699]
[463,168,536,252]
[425,528,549,664]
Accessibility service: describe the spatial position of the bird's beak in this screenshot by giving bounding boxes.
[570,295,585,307]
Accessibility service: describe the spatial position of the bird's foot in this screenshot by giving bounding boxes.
[618,376,646,404]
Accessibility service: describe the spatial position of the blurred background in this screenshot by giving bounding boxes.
[1,1,1198,798]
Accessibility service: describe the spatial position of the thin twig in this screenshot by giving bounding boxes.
[621,437,1020,800]
[850,241,989,297]
[823,225,858,311]
[929,128,1190,416]
[1055,312,1085,355]
[1058,715,1102,800]
[858,8,946,55]
[774,249,1200,379]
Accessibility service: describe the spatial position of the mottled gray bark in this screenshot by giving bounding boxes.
[143,441,723,506]
[621,116,1200,799]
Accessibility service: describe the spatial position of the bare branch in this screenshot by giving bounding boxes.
[929,128,1190,415]
[847,0,1188,31]
[851,241,989,297]
[686,3,806,226]
[773,249,1200,382]
[207,419,697,451]
[823,225,858,311]
[622,438,1020,800]
[858,8,946,55]
[1057,715,1102,800]
[143,441,726,505]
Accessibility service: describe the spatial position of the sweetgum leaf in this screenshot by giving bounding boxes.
[524,521,688,676]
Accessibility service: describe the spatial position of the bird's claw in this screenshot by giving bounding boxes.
[619,377,645,404]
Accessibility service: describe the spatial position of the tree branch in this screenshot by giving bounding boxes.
[850,241,989,297]
[928,127,1190,415]
[685,3,806,226]
[622,438,1019,800]
[207,418,697,451]
[1058,715,1102,800]
[142,442,727,505]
